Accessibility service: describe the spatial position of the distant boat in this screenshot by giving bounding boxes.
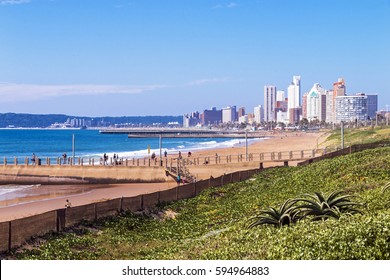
[6,125,15,128]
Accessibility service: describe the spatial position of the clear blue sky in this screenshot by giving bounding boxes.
[0,0,389,116]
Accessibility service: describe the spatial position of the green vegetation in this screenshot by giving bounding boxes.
[248,199,301,228]
[7,145,390,260]
[321,126,390,148]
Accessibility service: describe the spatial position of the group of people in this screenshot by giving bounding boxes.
[101,153,121,165]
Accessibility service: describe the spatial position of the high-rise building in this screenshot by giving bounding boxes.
[222,106,236,123]
[254,105,264,124]
[287,76,301,109]
[325,90,334,123]
[332,78,346,122]
[264,86,277,122]
[201,107,222,126]
[238,107,246,118]
[287,75,301,123]
[276,90,285,102]
[306,83,327,122]
[335,93,378,123]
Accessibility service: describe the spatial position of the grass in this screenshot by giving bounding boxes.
[7,143,390,260]
[321,126,390,148]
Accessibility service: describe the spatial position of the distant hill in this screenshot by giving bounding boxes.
[0,113,182,128]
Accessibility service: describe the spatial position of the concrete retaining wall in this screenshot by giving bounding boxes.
[177,183,196,200]
[122,196,142,212]
[195,180,210,195]
[0,222,10,252]
[65,204,96,227]
[0,165,168,185]
[10,211,57,249]
[96,199,121,219]
[159,188,178,204]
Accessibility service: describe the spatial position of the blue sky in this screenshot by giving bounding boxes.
[0,0,389,116]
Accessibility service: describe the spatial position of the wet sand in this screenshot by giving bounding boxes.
[0,131,328,222]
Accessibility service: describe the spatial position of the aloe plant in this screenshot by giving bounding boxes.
[382,181,390,192]
[248,199,301,228]
[296,190,361,221]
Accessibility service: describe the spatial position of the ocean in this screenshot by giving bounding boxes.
[0,128,258,161]
[0,129,260,205]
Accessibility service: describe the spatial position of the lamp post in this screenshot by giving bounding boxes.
[72,133,75,164]
[159,134,163,166]
[341,121,344,149]
[245,129,248,161]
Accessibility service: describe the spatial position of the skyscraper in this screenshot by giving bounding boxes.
[276,90,285,102]
[332,78,346,122]
[254,105,264,124]
[287,75,301,123]
[287,75,301,109]
[306,83,326,122]
[264,85,277,122]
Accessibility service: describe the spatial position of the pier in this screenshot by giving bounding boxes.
[99,128,268,138]
[0,148,325,185]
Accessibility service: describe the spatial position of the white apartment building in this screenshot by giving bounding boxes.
[335,94,378,123]
[264,86,277,122]
[306,83,327,122]
[287,75,301,109]
[222,106,236,123]
[276,90,285,102]
[254,105,264,124]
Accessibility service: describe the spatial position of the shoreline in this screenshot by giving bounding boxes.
[0,131,328,222]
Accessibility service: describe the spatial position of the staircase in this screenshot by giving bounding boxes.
[166,158,196,183]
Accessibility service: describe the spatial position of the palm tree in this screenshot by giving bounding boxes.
[296,190,361,221]
[248,199,301,228]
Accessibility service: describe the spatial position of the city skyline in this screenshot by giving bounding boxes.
[0,0,389,116]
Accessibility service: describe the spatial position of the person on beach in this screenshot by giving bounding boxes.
[188,151,192,157]
[103,153,108,165]
[62,153,67,164]
[177,174,181,185]
[178,151,182,159]
[164,150,168,157]
[65,199,72,208]
[31,153,36,165]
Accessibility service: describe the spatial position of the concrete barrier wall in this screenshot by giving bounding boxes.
[239,170,250,181]
[10,211,57,249]
[223,174,232,185]
[195,180,210,195]
[122,196,142,212]
[209,176,222,188]
[65,204,96,227]
[0,165,168,185]
[96,199,121,219]
[0,221,10,252]
[159,188,178,204]
[231,171,240,182]
[177,183,196,200]
[142,192,160,209]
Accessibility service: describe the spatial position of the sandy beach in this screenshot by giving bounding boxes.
[0,131,328,222]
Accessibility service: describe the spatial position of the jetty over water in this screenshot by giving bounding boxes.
[99,128,268,138]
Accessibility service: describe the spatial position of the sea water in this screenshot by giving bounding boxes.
[0,129,259,160]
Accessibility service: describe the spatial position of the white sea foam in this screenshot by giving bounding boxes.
[0,184,41,197]
[82,138,263,159]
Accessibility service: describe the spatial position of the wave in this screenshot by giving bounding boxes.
[82,138,263,159]
[0,184,41,197]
